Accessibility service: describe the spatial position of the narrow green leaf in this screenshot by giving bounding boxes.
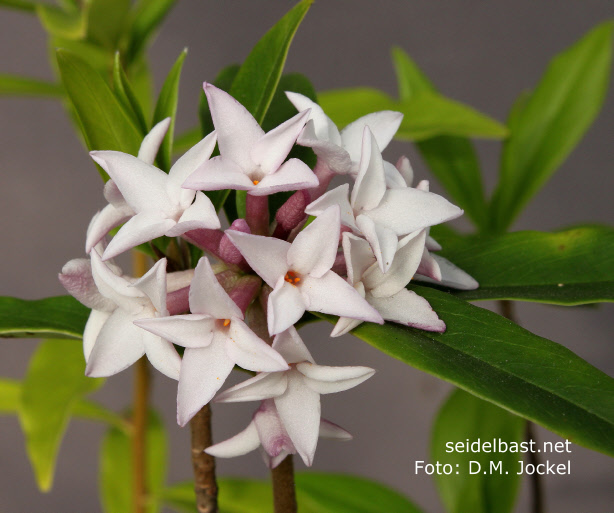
[431,389,523,513]
[152,48,187,172]
[126,0,177,63]
[86,0,130,50]
[0,74,63,97]
[113,52,148,134]
[36,3,87,39]
[19,339,103,491]
[0,378,20,413]
[432,225,614,304]
[0,295,89,339]
[0,0,37,12]
[490,22,614,232]
[318,88,508,140]
[57,49,144,179]
[391,47,489,229]
[163,473,423,513]
[229,0,312,124]
[100,410,167,513]
[316,285,614,457]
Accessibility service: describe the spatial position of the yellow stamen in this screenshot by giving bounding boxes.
[284,271,301,285]
[252,180,260,185]
[223,319,231,327]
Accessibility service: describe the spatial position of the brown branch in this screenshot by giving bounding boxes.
[271,455,297,513]
[498,300,544,513]
[190,404,218,513]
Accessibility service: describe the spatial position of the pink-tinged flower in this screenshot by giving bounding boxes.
[60,252,183,380]
[332,231,446,336]
[225,205,383,336]
[306,127,462,273]
[134,257,288,426]
[206,398,352,468]
[182,83,318,196]
[285,91,403,180]
[210,328,373,466]
[88,123,220,260]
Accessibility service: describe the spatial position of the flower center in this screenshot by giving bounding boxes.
[223,319,231,327]
[284,271,301,285]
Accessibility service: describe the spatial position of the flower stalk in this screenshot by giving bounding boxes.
[190,404,218,513]
[271,455,297,513]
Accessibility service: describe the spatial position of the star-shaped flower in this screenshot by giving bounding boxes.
[60,251,182,379]
[332,231,446,336]
[182,83,318,196]
[89,125,221,260]
[306,127,462,272]
[210,327,374,466]
[134,257,289,426]
[206,398,352,468]
[225,205,383,336]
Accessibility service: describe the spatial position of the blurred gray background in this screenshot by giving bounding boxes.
[1,1,613,512]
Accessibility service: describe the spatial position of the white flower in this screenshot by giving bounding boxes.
[182,83,318,196]
[225,205,383,336]
[60,251,183,379]
[88,119,221,260]
[306,127,462,273]
[206,398,352,469]
[332,232,446,336]
[210,327,373,466]
[134,257,289,426]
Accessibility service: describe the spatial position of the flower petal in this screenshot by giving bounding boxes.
[166,192,221,236]
[103,180,125,206]
[90,151,173,214]
[351,128,386,212]
[416,248,443,282]
[134,314,215,348]
[297,120,352,175]
[254,400,295,459]
[395,156,414,186]
[365,187,463,235]
[297,362,374,394]
[83,309,111,361]
[368,288,446,332]
[251,110,310,174]
[90,250,143,312]
[287,205,340,278]
[85,309,145,377]
[85,204,134,254]
[272,327,314,364]
[330,316,362,338]
[188,257,243,320]
[137,117,171,165]
[302,272,383,324]
[143,331,181,380]
[285,91,342,145]
[59,258,115,312]
[341,233,376,286]
[205,420,261,458]
[274,371,321,467]
[305,183,356,230]
[426,235,442,251]
[355,215,398,274]
[267,279,307,336]
[102,211,176,261]
[182,155,254,192]
[204,82,264,170]
[383,160,408,189]
[168,131,218,200]
[250,159,318,196]
[214,372,288,403]
[415,254,479,290]
[177,339,235,426]
[340,111,403,163]
[224,231,290,287]
[131,258,167,314]
[226,318,289,372]
[319,419,352,440]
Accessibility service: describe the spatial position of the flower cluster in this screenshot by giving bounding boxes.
[60,83,477,468]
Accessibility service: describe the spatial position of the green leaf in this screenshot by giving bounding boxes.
[86,0,131,50]
[229,0,312,124]
[0,378,20,413]
[19,339,103,491]
[391,47,488,229]
[57,49,145,179]
[113,52,148,134]
[490,22,614,232]
[126,0,177,63]
[432,225,614,304]
[100,410,167,513]
[173,126,201,155]
[0,74,63,97]
[0,0,37,12]
[316,285,614,457]
[431,389,523,513]
[152,48,187,172]
[163,473,423,513]
[37,3,87,39]
[0,295,89,339]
